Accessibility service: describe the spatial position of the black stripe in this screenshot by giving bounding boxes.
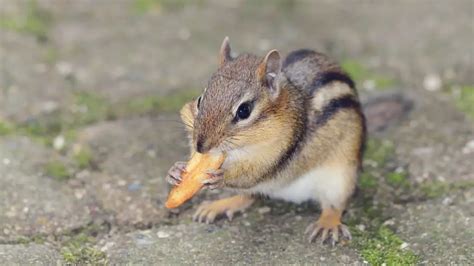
[270,95,360,176]
[315,95,360,127]
[309,71,355,94]
[282,49,316,69]
[265,90,309,178]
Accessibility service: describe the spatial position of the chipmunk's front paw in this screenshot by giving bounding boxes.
[192,195,254,224]
[305,208,351,245]
[165,161,187,186]
[201,169,224,190]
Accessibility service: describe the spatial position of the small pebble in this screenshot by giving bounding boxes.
[74,189,86,200]
[362,79,376,91]
[340,255,350,263]
[462,140,474,154]
[442,197,453,206]
[2,158,10,165]
[383,219,395,226]
[56,61,73,76]
[178,28,191,40]
[41,101,59,112]
[423,73,442,91]
[243,221,251,226]
[100,242,115,252]
[400,242,409,249]
[128,182,142,191]
[147,149,157,158]
[258,206,271,214]
[53,135,65,150]
[356,224,366,231]
[157,231,170,238]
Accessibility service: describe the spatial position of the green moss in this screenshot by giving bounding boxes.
[359,172,378,189]
[74,148,93,169]
[122,89,200,115]
[364,139,395,167]
[43,46,59,65]
[418,180,474,199]
[72,91,110,126]
[341,60,394,90]
[0,0,52,41]
[11,234,46,245]
[386,171,409,188]
[352,137,419,264]
[133,0,192,13]
[420,181,448,199]
[0,120,14,136]
[353,226,418,265]
[453,85,474,119]
[45,161,70,181]
[61,233,107,265]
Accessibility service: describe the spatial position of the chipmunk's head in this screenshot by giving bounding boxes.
[192,37,288,154]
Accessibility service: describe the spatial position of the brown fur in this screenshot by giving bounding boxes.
[176,39,367,244]
[180,43,365,207]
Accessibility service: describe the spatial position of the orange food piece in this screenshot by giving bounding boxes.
[165,152,226,209]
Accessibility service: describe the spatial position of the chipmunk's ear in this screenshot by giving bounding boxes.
[257,49,281,98]
[218,36,232,66]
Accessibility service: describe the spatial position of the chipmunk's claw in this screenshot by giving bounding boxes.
[192,195,255,224]
[202,169,224,190]
[165,161,187,186]
[305,222,351,245]
[193,201,224,223]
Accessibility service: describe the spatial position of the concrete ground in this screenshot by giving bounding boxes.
[0,0,473,264]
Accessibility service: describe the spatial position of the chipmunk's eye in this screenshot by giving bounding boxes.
[197,96,202,109]
[236,102,252,120]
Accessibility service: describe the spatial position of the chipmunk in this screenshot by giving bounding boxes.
[166,37,366,245]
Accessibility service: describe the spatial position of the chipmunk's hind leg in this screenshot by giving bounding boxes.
[193,194,254,224]
[305,208,351,245]
[304,164,356,245]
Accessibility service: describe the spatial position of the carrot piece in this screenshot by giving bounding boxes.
[165,152,226,209]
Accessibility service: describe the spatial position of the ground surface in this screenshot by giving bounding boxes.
[0,0,473,264]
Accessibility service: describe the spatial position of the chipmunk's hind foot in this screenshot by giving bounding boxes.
[193,195,254,224]
[305,208,351,245]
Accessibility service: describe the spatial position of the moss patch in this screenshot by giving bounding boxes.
[386,171,409,188]
[0,0,52,42]
[453,85,474,119]
[0,120,14,136]
[352,226,418,265]
[349,138,420,264]
[364,139,395,167]
[60,223,108,265]
[341,60,394,91]
[10,91,110,145]
[359,172,378,190]
[73,147,93,170]
[417,180,474,199]
[117,89,200,116]
[71,91,111,126]
[133,0,194,14]
[61,234,107,265]
[45,161,70,181]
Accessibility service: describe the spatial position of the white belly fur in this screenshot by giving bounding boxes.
[249,166,349,208]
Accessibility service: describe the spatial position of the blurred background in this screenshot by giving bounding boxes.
[0,0,473,264]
